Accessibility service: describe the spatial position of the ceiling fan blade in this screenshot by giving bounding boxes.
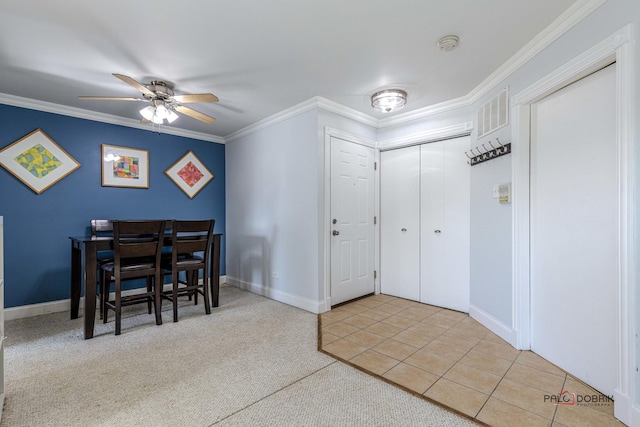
[112,73,155,97]
[172,93,219,103]
[78,96,147,101]
[174,105,216,124]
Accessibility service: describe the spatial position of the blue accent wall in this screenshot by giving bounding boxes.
[0,104,225,308]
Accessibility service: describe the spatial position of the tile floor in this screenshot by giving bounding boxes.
[319,294,624,427]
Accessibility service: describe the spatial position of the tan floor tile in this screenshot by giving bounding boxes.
[384,296,419,308]
[444,362,502,395]
[437,330,482,351]
[322,322,360,338]
[321,331,340,346]
[322,338,368,360]
[458,349,513,376]
[473,338,520,361]
[383,362,439,394]
[343,329,386,348]
[563,376,615,417]
[319,310,353,325]
[376,303,406,315]
[424,378,489,418]
[353,297,386,308]
[434,309,468,322]
[358,309,393,322]
[404,348,458,375]
[382,314,419,329]
[450,322,489,338]
[350,349,400,375]
[364,321,403,338]
[492,378,557,420]
[396,306,437,321]
[554,403,625,427]
[392,329,437,348]
[373,338,419,361]
[407,322,448,339]
[421,313,463,329]
[505,363,565,394]
[367,294,396,303]
[516,351,567,378]
[551,422,570,427]
[476,397,552,427]
[338,303,369,314]
[484,331,511,345]
[423,338,469,360]
[341,314,378,329]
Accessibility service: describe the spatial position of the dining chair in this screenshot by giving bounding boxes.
[101,220,166,335]
[91,219,113,319]
[161,219,214,322]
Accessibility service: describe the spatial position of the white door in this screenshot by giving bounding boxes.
[380,146,420,300]
[420,137,470,312]
[330,137,375,305]
[530,64,617,396]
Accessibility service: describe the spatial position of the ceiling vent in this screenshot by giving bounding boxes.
[477,88,508,138]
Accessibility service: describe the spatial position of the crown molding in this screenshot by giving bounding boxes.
[0,92,226,144]
[377,122,473,150]
[315,96,379,127]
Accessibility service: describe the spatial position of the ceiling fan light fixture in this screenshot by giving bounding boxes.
[140,105,156,121]
[155,103,170,120]
[166,109,179,123]
[371,89,407,113]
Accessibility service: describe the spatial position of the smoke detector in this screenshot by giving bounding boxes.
[437,35,459,52]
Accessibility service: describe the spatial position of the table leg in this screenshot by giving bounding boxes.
[84,241,97,339]
[210,234,221,307]
[70,241,82,319]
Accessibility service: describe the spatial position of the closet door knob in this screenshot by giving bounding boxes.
[434,229,441,233]
[401,228,407,232]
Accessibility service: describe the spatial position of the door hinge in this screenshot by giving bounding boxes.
[374,270,377,279]
[374,216,377,225]
[374,162,377,170]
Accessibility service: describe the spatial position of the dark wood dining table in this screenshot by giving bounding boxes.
[69,233,222,339]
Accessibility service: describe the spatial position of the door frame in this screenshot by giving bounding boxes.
[323,128,379,309]
[511,24,635,423]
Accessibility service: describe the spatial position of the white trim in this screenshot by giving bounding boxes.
[325,127,377,149]
[631,404,640,427]
[226,276,326,314]
[0,93,225,144]
[377,122,473,151]
[469,304,517,348]
[4,275,229,321]
[511,24,635,426]
[317,97,379,128]
[377,95,471,129]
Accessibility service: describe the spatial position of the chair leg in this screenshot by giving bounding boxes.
[203,266,211,315]
[154,272,163,326]
[115,279,122,336]
[190,271,198,305]
[172,271,179,323]
[146,276,153,314]
[103,274,110,324]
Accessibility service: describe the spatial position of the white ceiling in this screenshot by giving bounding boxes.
[0,0,577,140]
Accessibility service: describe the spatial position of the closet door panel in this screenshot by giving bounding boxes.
[380,146,420,300]
[420,137,470,312]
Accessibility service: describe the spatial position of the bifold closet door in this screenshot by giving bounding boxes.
[380,146,420,300]
[420,137,470,312]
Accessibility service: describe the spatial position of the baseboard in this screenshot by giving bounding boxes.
[226,276,324,314]
[613,389,632,426]
[469,304,518,348]
[631,402,640,427]
[4,276,227,321]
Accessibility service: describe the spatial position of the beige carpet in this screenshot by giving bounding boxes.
[1,285,475,426]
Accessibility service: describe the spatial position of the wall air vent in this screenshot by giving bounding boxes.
[477,88,508,138]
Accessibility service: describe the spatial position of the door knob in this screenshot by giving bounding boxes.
[401,228,407,232]
[332,230,340,236]
[434,229,441,233]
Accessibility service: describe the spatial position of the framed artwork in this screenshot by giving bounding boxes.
[165,150,214,199]
[102,144,149,188]
[0,129,80,194]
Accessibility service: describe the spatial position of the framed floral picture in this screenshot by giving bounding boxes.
[165,150,214,199]
[102,144,149,188]
[0,129,80,194]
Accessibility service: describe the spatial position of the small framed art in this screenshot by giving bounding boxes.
[165,150,214,199]
[102,144,149,188]
[0,128,80,194]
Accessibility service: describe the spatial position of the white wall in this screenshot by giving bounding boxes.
[226,109,321,310]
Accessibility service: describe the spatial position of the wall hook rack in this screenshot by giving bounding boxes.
[465,138,511,166]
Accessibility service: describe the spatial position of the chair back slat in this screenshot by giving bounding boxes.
[113,220,166,263]
[170,219,214,258]
[91,219,113,236]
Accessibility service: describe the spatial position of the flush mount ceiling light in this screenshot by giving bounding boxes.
[371,89,408,113]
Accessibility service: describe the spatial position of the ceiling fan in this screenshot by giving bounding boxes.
[79,73,218,125]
